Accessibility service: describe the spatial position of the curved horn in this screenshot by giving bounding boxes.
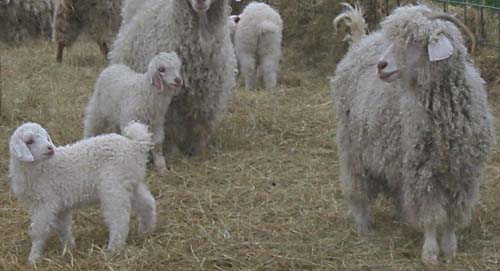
[333,13,352,32]
[60,0,68,11]
[427,13,476,53]
[333,3,360,31]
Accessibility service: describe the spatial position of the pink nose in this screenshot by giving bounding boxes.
[196,0,204,4]
[174,77,183,86]
[47,146,54,155]
[377,61,388,70]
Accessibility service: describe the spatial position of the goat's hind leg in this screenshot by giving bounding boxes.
[100,183,132,249]
[132,183,156,234]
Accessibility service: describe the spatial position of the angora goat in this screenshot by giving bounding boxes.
[83,52,184,173]
[52,0,122,62]
[234,2,283,90]
[109,0,236,157]
[8,122,156,263]
[331,4,495,265]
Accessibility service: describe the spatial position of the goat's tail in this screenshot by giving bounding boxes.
[260,20,281,35]
[333,2,367,44]
[123,121,153,152]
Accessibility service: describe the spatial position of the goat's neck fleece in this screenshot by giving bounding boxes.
[409,59,470,133]
[173,0,228,47]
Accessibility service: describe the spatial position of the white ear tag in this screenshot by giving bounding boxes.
[428,33,453,62]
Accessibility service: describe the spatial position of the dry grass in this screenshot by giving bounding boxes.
[0,38,500,271]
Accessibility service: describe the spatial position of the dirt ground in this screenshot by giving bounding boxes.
[0,38,499,271]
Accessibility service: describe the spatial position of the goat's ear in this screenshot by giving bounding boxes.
[151,71,163,91]
[11,138,34,162]
[428,33,453,62]
[181,66,189,88]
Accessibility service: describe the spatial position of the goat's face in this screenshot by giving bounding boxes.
[377,39,423,83]
[188,0,215,13]
[378,32,455,84]
[10,123,55,163]
[0,0,11,6]
[148,52,183,93]
[376,6,469,84]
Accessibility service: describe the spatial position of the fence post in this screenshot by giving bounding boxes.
[464,0,467,26]
[480,2,485,41]
[0,56,2,113]
[497,11,499,46]
[297,0,300,28]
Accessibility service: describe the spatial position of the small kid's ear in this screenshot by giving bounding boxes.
[11,138,34,162]
[428,33,454,62]
[181,66,189,88]
[151,71,164,91]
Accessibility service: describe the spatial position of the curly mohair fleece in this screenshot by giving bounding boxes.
[52,0,122,62]
[234,2,283,90]
[120,0,147,27]
[8,122,156,263]
[83,52,183,173]
[331,5,495,264]
[0,0,55,43]
[109,0,237,156]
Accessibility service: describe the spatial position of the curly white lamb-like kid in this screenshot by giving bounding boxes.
[84,52,183,172]
[234,2,283,90]
[8,122,156,263]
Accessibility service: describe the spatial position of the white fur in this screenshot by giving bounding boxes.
[8,122,156,264]
[234,2,283,90]
[120,0,148,26]
[83,52,183,173]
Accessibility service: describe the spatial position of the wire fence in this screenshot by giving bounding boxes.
[231,0,500,48]
[432,0,499,47]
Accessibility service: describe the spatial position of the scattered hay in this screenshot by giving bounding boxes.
[0,32,499,271]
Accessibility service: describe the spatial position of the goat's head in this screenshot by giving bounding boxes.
[187,0,217,13]
[147,52,183,93]
[10,123,55,163]
[376,5,474,84]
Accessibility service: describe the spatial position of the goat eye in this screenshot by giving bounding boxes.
[158,67,165,72]
[25,139,34,145]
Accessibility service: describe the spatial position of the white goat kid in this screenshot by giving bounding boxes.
[9,122,156,264]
